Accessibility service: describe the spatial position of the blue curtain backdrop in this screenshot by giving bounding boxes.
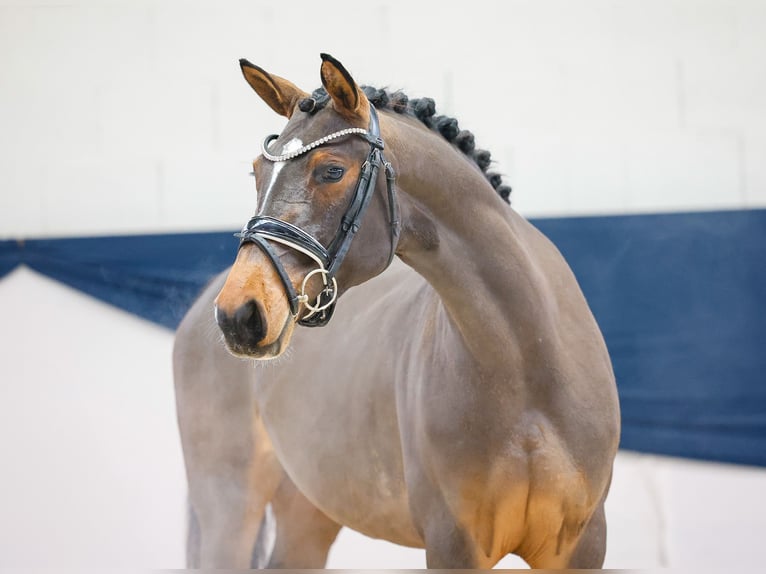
[2,208,764,467]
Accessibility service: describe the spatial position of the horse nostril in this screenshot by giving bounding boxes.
[235,300,266,341]
[216,300,267,346]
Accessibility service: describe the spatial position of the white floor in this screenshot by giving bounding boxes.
[1,267,764,569]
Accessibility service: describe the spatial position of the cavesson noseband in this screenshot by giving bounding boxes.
[235,104,399,327]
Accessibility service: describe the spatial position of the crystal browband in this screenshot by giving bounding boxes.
[261,128,371,162]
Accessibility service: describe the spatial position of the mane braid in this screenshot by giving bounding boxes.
[300,86,512,204]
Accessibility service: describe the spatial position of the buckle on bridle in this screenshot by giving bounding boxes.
[364,134,385,149]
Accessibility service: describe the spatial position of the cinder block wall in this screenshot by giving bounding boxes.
[1,0,764,238]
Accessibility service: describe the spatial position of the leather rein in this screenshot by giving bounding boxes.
[235,104,399,327]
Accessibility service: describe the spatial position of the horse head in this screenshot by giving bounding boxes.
[215,54,400,359]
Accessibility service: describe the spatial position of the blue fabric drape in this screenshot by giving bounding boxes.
[4,232,235,329]
[0,240,23,279]
[534,209,766,467]
[2,208,765,466]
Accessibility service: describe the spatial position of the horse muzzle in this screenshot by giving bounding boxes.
[214,244,300,359]
[215,297,295,359]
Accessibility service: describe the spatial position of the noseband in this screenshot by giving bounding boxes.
[235,104,399,327]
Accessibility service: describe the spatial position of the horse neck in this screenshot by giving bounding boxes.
[385,116,557,364]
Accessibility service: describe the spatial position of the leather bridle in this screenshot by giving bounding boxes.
[235,104,399,327]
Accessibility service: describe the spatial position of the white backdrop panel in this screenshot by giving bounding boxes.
[1,0,764,237]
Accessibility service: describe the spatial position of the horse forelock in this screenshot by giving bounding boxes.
[299,86,513,204]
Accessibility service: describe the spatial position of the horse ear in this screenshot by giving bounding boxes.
[239,59,309,118]
[319,53,369,121]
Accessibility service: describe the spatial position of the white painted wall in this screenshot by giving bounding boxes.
[1,0,765,239]
[1,0,765,569]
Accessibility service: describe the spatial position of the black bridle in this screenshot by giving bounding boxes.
[235,104,399,327]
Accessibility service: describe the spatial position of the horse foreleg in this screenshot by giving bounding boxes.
[174,315,284,567]
[409,488,488,568]
[519,500,606,569]
[264,474,342,568]
[181,398,283,568]
[186,500,201,567]
[520,481,610,570]
[423,522,485,568]
[565,498,607,568]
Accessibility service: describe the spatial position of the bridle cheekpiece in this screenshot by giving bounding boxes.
[235,104,399,327]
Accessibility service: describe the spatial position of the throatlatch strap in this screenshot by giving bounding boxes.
[327,152,382,278]
[384,161,399,268]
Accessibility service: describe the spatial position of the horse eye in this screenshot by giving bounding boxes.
[323,166,345,182]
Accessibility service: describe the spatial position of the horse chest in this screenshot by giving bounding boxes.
[255,362,423,546]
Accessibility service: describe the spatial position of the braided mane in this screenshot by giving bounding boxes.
[299,86,512,204]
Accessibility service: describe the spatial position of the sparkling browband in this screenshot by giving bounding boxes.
[261,128,371,162]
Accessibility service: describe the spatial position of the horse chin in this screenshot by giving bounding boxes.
[264,314,297,359]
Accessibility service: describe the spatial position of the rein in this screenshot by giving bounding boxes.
[235,104,399,327]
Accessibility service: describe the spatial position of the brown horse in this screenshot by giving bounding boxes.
[173,53,620,569]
